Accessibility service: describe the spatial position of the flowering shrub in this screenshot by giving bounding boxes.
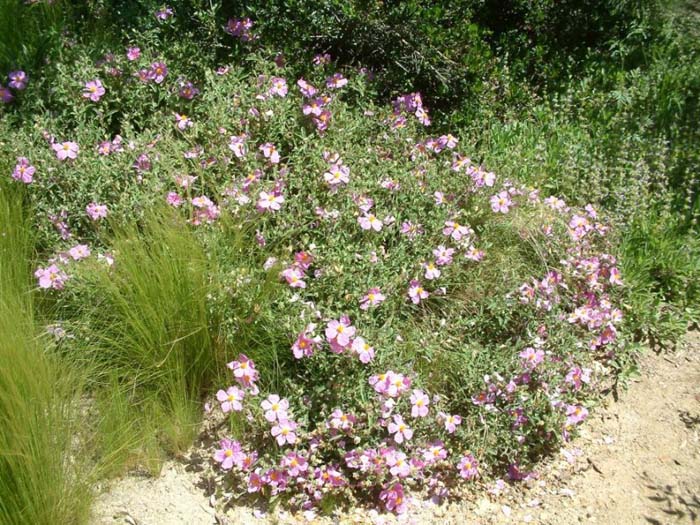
[3,17,628,518]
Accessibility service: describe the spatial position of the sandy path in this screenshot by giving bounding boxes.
[92,332,700,525]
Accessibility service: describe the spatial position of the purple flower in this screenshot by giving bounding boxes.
[155,6,174,20]
[178,80,199,100]
[213,439,242,470]
[519,347,544,369]
[387,414,413,444]
[8,70,27,90]
[224,18,255,41]
[271,419,297,446]
[379,483,407,514]
[149,62,168,84]
[0,85,15,103]
[458,454,479,480]
[269,77,288,97]
[83,79,105,102]
[296,78,317,98]
[326,72,347,89]
[408,279,429,304]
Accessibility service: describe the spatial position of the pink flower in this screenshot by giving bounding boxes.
[325,317,356,349]
[85,202,108,221]
[442,220,472,241]
[379,483,407,514]
[297,78,317,98]
[565,366,591,390]
[565,405,588,426]
[519,347,544,369]
[53,141,79,160]
[358,213,383,231]
[422,441,447,463]
[8,70,28,90]
[174,113,192,130]
[166,192,183,207]
[12,157,35,183]
[350,337,375,363]
[490,191,513,213]
[386,449,410,478]
[387,414,413,444]
[410,389,429,418]
[439,412,462,434]
[83,79,105,102]
[292,326,320,359]
[257,191,284,212]
[323,163,350,186]
[269,77,288,97]
[401,221,424,239]
[408,279,429,304]
[465,245,485,261]
[359,287,385,310]
[422,261,441,280]
[126,46,141,61]
[328,408,356,431]
[213,439,242,470]
[228,134,247,158]
[227,354,259,393]
[281,266,306,288]
[216,386,245,412]
[433,245,455,265]
[247,469,264,492]
[271,419,297,445]
[149,61,168,84]
[326,73,348,89]
[259,143,280,164]
[458,454,479,480]
[281,452,308,476]
[68,244,91,261]
[262,394,290,422]
[34,264,68,290]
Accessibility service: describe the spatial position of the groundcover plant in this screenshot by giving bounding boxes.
[2,15,628,518]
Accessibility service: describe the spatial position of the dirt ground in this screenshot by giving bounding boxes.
[92,332,700,525]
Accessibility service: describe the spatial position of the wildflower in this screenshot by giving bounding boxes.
[213,439,241,470]
[328,408,356,431]
[216,386,245,412]
[247,470,264,492]
[12,157,35,183]
[386,450,410,478]
[126,46,140,61]
[360,287,385,310]
[465,246,485,262]
[34,264,68,290]
[423,441,447,463]
[313,109,332,132]
[609,267,623,285]
[565,405,588,426]
[86,202,108,221]
[0,85,14,103]
[387,414,413,444]
[358,213,383,231]
[442,220,472,241]
[83,79,105,102]
[174,113,192,130]
[225,18,255,42]
[228,134,247,158]
[408,279,429,304]
[326,73,348,89]
[379,483,407,514]
[269,77,288,97]
[458,454,479,480]
[325,317,356,350]
[68,244,91,261]
[351,337,375,363]
[282,266,306,288]
[271,419,297,446]
[257,191,284,212]
[8,70,27,90]
[178,81,199,100]
[313,53,331,66]
[149,62,168,84]
[259,142,280,164]
[227,354,259,393]
[297,78,317,98]
[519,347,545,369]
[410,389,430,417]
[433,245,455,265]
[401,221,424,239]
[281,452,308,476]
[490,191,513,213]
[155,5,174,20]
[262,394,289,422]
[323,163,350,186]
[52,141,80,160]
[292,328,319,359]
[565,367,591,390]
[422,261,441,280]
[439,412,462,434]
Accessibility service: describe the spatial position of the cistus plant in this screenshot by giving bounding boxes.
[1,13,632,520]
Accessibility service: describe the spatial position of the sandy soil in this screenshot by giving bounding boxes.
[92,332,700,525]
